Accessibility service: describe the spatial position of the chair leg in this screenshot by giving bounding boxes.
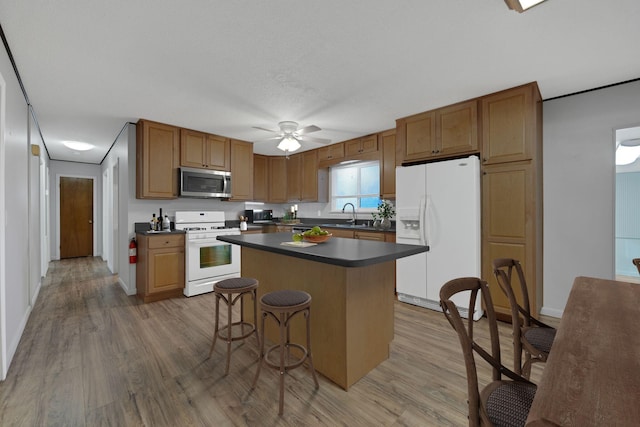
[225,292,233,375]
[305,308,319,389]
[513,338,523,376]
[278,312,286,416]
[209,294,221,358]
[251,311,266,389]
[252,290,260,355]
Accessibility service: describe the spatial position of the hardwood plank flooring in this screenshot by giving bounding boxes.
[0,257,559,426]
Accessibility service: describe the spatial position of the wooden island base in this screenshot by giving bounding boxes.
[241,247,395,390]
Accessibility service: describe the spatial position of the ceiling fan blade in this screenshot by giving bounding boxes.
[253,126,279,133]
[300,135,331,144]
[296,125,321,135]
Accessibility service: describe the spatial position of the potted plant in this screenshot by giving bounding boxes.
[376,200,395,229]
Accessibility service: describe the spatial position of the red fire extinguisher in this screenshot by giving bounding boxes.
[129,238,137,264]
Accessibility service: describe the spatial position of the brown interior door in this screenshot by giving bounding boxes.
[60,177,93,258]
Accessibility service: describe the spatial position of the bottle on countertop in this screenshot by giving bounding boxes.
[162,215,170,231]
[158,209,163,231]
[150,214,157,231]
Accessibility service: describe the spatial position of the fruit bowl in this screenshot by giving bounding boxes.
[303,233,332,243]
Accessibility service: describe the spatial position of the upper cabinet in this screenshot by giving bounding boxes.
[253,154,269,202]
[438,100,478,156]
[481,84,535,165]
[300,150,320,201]
[268,156,288,203]
[397,100,478,163]
[136,119,180,199]
[380,129,396,199]
[318,142,345,167]
[229,139,253,200]
[180,129,230,171]
[286,153,302,202]
[345,134,379,157]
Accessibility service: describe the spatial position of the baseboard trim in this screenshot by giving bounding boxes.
[397,293,484,321]
[540,306,563,318]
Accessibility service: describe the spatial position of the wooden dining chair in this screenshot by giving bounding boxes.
[633,258,640,275]
[492,258,556,379]
[440,277,536,427]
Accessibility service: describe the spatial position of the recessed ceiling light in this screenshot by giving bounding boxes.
[504,0,548,13]
[62,140,95,151]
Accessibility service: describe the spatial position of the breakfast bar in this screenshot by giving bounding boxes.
[217,232,427,390]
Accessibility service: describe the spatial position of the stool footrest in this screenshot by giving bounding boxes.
[217,321,256,342]
[263,343,308,371]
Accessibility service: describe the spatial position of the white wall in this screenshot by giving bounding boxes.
[0,44,48,379]
[28,108,45,306]
[48,161,102,260]
[543,80,640,316]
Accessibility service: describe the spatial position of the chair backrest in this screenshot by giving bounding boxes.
[492,258,532,327]
[633,258,640,275]
[439,277,502,426]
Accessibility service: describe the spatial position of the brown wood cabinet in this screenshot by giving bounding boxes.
[229,139,254,200]
[136,119,180,199]
[482,84,535,165]
[354,230,384,241]
[481,82,542,320]
[381,129,396,199]
[397,100,478,163]
[180,129,230,171]
[300,150,319,201]
[253,154,268,202]
[268,156,288,203]
[286,153,302,202]
[346,134,379,157]
[286,150,320,202]
[398,111,436,162]
[327,228,355,239]
[318,142,345,166]
[136,233,185,303]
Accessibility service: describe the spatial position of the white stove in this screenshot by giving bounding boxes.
[175,211,241,297]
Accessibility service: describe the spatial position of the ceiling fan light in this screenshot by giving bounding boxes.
[277,135,301,153]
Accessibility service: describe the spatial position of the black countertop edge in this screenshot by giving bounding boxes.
[217,233,425,268]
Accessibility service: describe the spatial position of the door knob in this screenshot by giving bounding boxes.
[89,220,93,224]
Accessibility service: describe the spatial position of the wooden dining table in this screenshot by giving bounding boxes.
[526,276,640,426]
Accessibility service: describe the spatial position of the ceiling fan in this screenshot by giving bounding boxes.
[253,121,331,154]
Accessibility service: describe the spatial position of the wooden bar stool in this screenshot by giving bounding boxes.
[252,289,319,415]
[208,277,259,375]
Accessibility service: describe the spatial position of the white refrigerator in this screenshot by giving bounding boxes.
[395,156,483,320]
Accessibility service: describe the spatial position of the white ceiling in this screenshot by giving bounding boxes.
[1,0,639,164]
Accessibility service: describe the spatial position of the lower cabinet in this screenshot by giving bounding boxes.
[136,233,185,303]
[327,228,355,239]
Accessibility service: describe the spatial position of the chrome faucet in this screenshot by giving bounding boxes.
[342,203,356,223]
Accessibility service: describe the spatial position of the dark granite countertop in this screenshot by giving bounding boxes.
[217,232,425,268]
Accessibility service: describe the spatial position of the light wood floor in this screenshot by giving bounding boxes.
[0,257,559,426]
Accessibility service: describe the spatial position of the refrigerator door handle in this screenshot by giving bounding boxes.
[424,195,431,251]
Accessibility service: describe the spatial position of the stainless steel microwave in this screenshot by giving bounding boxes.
[180,167,232,198]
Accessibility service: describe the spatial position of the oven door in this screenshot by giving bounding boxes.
[186,237,240,282]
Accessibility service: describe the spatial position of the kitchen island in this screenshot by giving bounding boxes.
[217,232,427,390]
